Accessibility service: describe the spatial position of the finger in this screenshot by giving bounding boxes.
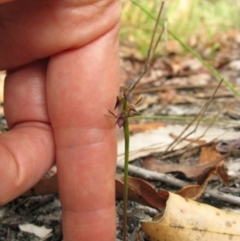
[47,23,120,241]
[0,60,55,204]
[0,0,120,70]
[0,0,15,5]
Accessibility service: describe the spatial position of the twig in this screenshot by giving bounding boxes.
[164,79,223,153]
[117,162,240,206]
[128,1,165,93]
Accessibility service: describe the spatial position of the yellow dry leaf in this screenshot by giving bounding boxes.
[141,192,240,241]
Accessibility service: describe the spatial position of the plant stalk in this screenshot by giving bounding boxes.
[123,99,130,241]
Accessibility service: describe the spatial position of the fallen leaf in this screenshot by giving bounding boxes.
[217,164,231,186]
[141,192,240,241]
[176,184,204,200]
[128,176,167,211]
[116,175,167,211]
[142,156,223,178]
[199,143,222,163]
[198,143,230,186]
[22,174,58,196]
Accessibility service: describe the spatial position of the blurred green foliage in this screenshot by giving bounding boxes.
[120,0,240,57]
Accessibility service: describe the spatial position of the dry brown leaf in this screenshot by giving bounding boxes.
[217,165,231,186]
[22,174,58,196]
[199,143,222,163]
[116,176,167,211]
[142,156,223,179]
[177,166,217,200]
[129,122,166,133]
[127,176,167,211]
[115,175,151,207]
[198,143,230,186]
[176,184,204,200]
[141,192,240,241]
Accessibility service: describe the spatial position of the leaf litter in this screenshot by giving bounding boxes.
[115,28,240,239]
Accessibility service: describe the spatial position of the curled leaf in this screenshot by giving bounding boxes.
[141,192,240,241]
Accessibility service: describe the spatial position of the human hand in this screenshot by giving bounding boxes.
[0,1,120,240]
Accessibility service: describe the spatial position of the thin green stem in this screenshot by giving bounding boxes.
[130,115,239,125]
[123,100,130,241]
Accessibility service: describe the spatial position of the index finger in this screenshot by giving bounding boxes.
[47,17,120,241]
[0,0,15,4]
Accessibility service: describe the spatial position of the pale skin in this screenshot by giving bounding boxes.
[0,0,120,240]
